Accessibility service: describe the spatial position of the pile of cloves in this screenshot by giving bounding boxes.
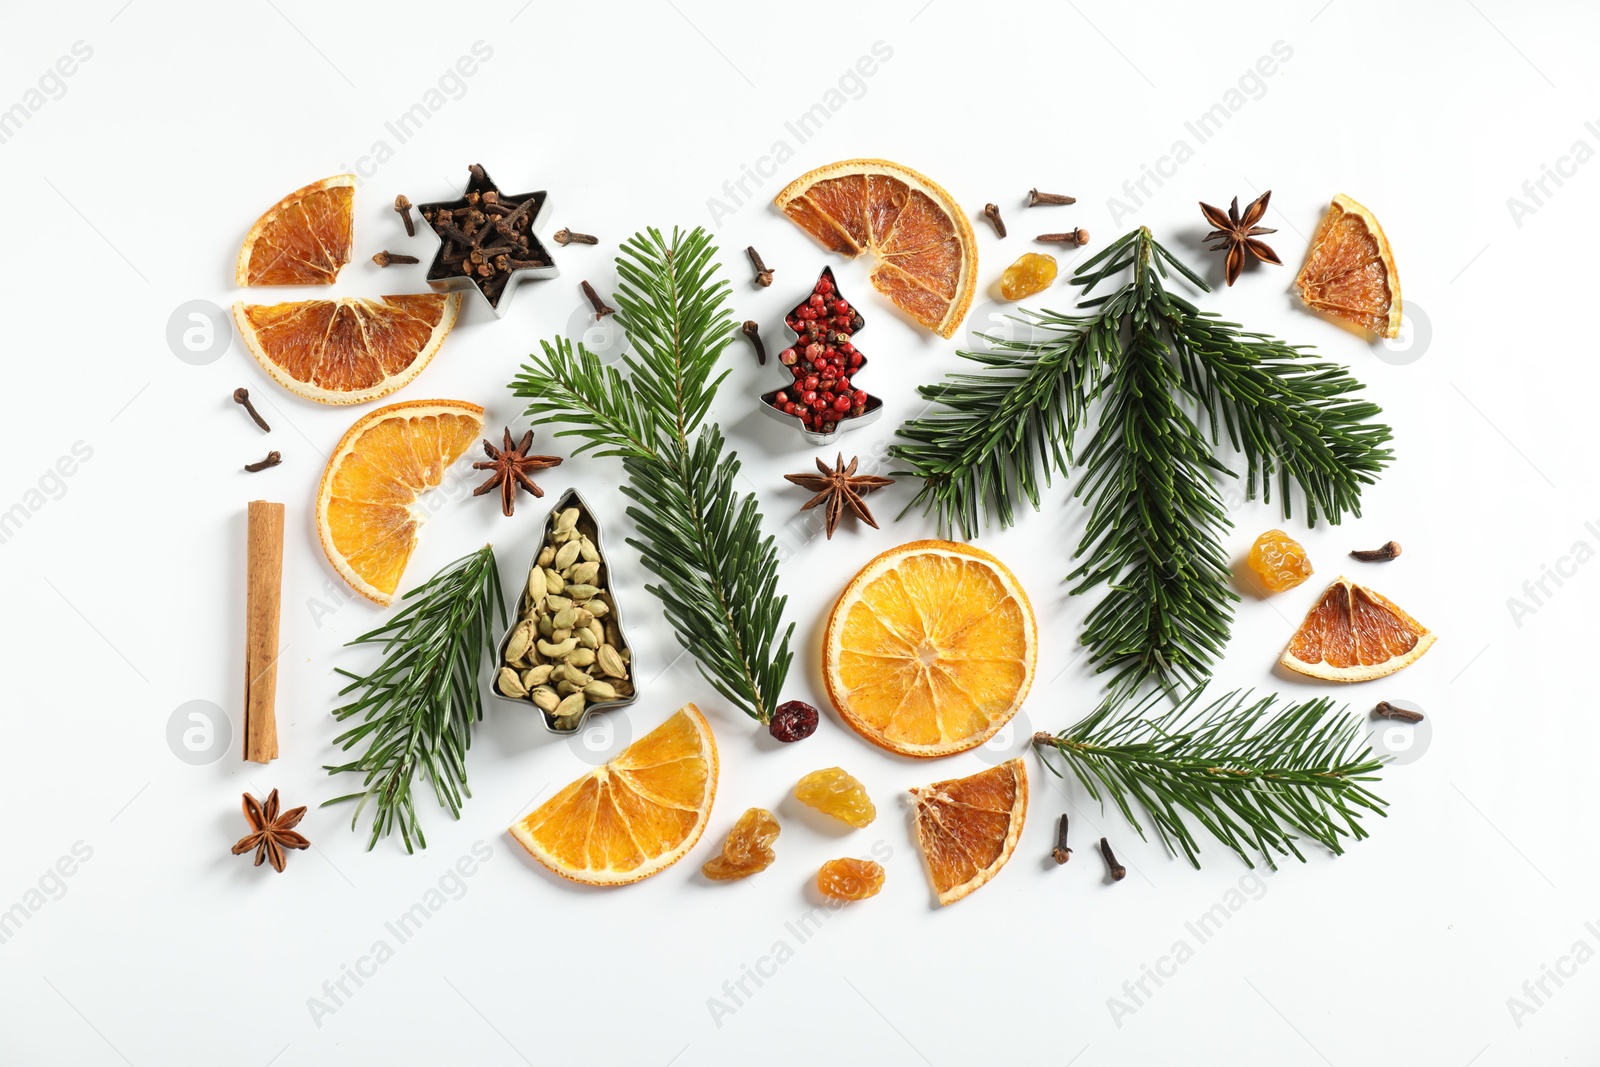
[419,166,550,306]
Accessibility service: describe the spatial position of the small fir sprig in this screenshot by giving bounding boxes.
[509,227,794,723]
[1033,687,1388,869]
[893,227,1393,693]
[324,546,505,852]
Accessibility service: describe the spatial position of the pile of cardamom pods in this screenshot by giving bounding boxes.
[494,505,633,728]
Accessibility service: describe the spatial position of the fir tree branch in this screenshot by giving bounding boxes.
[509,227,794,723]
[323,546,505,853]
[1033,687,1388,869]
[891,226,1394,692]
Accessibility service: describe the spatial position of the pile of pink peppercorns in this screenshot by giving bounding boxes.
[768,269,872,435]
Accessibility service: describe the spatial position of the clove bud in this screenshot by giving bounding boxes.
[1374,701,1424,723]
[1099,837,1126,881]
[741,320,766,365]
[1028,189,1077,206]
[1350,540,1402,562]
[1037,229,1090,248]
[1052,814,1072,865]
[983,203,1006,238]
[746,245,774,287]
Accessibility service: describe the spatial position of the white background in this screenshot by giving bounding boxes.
[1,1,1593,1063]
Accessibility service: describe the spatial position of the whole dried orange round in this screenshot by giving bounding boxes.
[910,758,1027,906]
[235,174,354,286]
[315,398,483,605]
[774,159,977,338]
[1294,194,1401,339]
[511,705,718,886]
[1280,576,1435,681]
[234,294,460,406]
[823,540,1037,758]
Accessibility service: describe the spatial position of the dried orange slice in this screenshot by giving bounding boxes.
[315,398,483,605]
[1280,576,1435,681]
[774,159,977,338]
[1294,194,1401,339]
[823,540,1037,758]
[236,174,355,286]
[910,759,1027,906]
[510,705,718,886]
[233,293,460,405]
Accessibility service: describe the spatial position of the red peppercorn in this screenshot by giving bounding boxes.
[831,394,850,413]
[808,293,826,308]
[805,343,824,360]
[802,375,819,391]
[778,348,798,366]
[852,389,868,405]
[836,375,851,392]
[774,390,789,405]
[815,276,833,295]
[798,307,816,321]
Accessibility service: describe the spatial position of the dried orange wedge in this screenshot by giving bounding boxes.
[911,758,1027,906]
[233,293,460,405]
[1294,194,1401,339]
[823,540,1037,758]
[315,399,483,605]
[236,174,355,286]
[1280,576,1435,682]
[510,705,718,886]
[774,159,977,338]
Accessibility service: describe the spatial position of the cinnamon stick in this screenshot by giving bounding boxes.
[244,500,284,763]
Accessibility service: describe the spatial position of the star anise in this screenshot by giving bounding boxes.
[783,454,894,539]
[231,789,309,873]
[1199,190,1282,286]
[473,428,563,517]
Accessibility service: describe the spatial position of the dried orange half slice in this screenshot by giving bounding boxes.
[1294,194,1401,339]
[315,398,483,605]
[774,159,977,338]
[823,540,1037,758]
[233,293,460,405]
[911,758,1027,906]
[510,705,718,886]
[236,174,355,286]
[1280,576,1435,682]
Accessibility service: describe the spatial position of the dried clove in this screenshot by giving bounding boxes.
[371,250,419,267]
[983,203,1006,238]
[1038,229,1090,248]
[1028,189,1077,206]
[746,245,774,287]
[742,320,766,365]
[1051,814,1072,865]
[552,228,598,246]
[1374,701,1424,723]
[1099,837,1126,881]
[394,194,416,236]
[580,280,614,320]
[232,388,270,433]
[1350,540,1402,562]
[244,450,282,473]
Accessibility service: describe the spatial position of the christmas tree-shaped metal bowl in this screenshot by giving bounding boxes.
[758,266,883,446]
[490,488,638,734]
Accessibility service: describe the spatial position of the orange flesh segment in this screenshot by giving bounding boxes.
[911,759,1027,905]
[511,707,716,884]
[240,178,353,286]
[320,403,481,602]
[1295,195,1399,337]
[1287,581,1423,667]
[236,294,457,403]
[833,548,1032,755]
[776,161,975,337]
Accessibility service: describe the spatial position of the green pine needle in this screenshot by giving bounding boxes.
[508,227,794,723]
[892,227,1394,692]
[1033,687,1388,869]
[323,545,505,853]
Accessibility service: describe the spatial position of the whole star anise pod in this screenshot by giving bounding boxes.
[473,428,563,517]
[1199,190,1281,286]
[231,789,309,873]
[783,454,894,539]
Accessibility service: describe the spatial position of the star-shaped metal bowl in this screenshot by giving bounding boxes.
[416,166,558,318]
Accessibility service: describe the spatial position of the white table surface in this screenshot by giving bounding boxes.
[2,1,1594,1063]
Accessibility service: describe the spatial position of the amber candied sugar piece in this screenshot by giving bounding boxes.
[794,767,876,828]
[817,858,884,900]
[702,808,780,881]
[1246,528,1313,593]
[999,252,1057,301]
